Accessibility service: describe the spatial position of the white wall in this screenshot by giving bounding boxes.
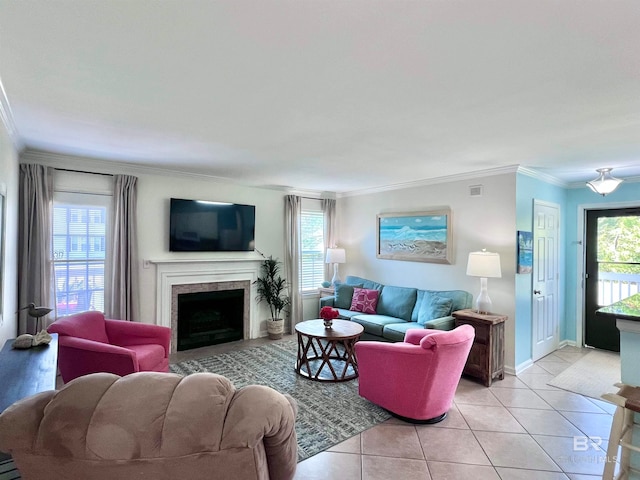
[338,172,518,369]
[20,150,289,336]
[0,116,19,346]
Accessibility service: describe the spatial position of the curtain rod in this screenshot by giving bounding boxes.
[54,167,113,177]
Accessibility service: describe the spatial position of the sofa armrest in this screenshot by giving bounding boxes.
[57,336,139,380]
[319,296,336,308]
[422,315,455,331]
[222,385,298,480]
[105,319,171,357]
[404,328,440,345]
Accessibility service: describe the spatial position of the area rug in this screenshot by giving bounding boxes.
[547,349,621,399]
[170,339,391,461]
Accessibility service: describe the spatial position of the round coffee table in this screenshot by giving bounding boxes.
[295,319,364,382]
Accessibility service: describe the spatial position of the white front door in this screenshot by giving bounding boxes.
[532,200,560,361]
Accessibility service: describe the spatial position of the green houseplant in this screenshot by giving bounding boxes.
[254,256,291,339]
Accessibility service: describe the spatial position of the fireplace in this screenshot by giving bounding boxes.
[171,280,252,352]
[155,258,263,353]
[177,289,244,351]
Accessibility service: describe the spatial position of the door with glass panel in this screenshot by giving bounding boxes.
[584,207,640,352]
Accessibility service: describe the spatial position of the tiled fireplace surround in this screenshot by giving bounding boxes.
[154,258,264,353]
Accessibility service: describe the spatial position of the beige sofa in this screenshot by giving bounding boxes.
[0,372,298,480]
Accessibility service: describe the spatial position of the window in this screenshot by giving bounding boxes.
[53,192,111,316]
[300,208,325,292]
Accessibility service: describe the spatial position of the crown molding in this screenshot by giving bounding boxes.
[0,77,23,150]
[338,165,523,198]
[516,166,568,187]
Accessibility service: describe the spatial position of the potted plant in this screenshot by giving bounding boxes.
[254,256,291,339]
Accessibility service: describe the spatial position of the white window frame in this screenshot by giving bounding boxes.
[300,199,325,294]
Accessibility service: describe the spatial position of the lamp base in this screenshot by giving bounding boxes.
[331,263,341,286]
[475,277,492,314]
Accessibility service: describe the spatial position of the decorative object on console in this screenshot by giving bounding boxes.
[586,168,624,196]
[12,330,53,349]
[325,247,346,286]
[466,249,502,314]
[319,306,339,328]
[376,208,452,264]
[254,256,291,339]
[16,302,52,333]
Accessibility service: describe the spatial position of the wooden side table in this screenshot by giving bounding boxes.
[295,319,364,382]
[452,309,506,387]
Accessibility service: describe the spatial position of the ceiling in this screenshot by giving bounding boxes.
[1,0,639,193]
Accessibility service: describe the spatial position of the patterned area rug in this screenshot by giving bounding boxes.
[170,339,391,461]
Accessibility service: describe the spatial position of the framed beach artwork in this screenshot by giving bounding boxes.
[517,230,533,274]
[376,208,452,264]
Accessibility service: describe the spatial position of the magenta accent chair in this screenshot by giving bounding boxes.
[48,311,171,383]
[355,324,475,423]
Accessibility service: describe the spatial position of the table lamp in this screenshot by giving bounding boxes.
[466,250,502,314]
[325,248,346,286]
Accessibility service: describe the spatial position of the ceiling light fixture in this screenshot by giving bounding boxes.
[586,168,624,196]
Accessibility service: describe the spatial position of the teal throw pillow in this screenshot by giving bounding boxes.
[417,293,453,326]
[335,283,363,309]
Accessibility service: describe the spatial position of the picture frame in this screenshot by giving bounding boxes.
[517,230,533,274]
[376,208,452,264]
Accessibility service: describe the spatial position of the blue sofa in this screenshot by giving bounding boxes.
[319,275,473,342]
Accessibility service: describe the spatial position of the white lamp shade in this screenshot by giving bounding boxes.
[325,248,346,264]
[466,251,502,278]
[586,168,624,196]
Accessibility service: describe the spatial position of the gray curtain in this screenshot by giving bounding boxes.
[106,175,139,321]
[322,198,336,282]
[284,195,302,334]
[18,164,54,334]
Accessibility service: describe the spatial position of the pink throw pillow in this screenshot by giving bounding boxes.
[350,288,379,314]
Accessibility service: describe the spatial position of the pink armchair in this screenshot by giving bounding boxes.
[355,324,475,423]
[48,311,171,383]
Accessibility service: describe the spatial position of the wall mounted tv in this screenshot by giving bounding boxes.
[169,198,256,252]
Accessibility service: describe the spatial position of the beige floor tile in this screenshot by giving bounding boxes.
[491,388,553,410]
[327,433,361,454]
[494,467,570,479]
[559,411,614,441]
[427,461,501,480]
[534,390,608,413]
[428,404,470,429]
[457,404,526,433]
[362,455,431,480]
[293,451,361,480]
[417,427,490,465]
[517,373,560,390]
[523,364,555,375]
[565,474,603,479]
[361,424,424,459]
[455,383,502,406]
[537,354,570,365]
[553,351,589,363]
[489,375,529,389]
[586,397,617,414]
[533,434,607,476]
[507,407,583,437]
[474,431,561,471]
[537,362,572,376]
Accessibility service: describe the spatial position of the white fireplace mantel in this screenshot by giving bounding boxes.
[154,257,266,351]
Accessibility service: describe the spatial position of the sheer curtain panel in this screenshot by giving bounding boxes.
[285,195,302,334]
[18,164,54,334]
[106,175,140,321]
[322,199,336,282]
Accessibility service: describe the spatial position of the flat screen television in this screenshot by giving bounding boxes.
[169,198,256,252]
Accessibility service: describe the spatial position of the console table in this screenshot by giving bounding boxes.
[0,333,58,413]
[453,309,506,387]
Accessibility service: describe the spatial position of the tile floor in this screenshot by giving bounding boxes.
[170,339,617,480]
